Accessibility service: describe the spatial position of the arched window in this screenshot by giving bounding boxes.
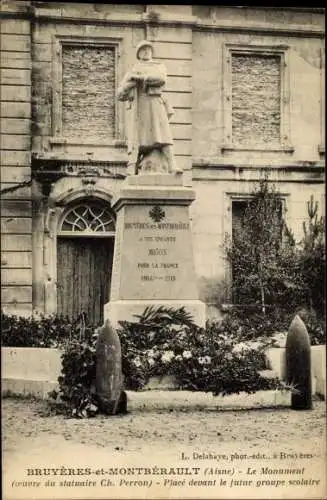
[59,200,115,236]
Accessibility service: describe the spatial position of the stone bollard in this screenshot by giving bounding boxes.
[95,319,126,415]
[286,315,312,410]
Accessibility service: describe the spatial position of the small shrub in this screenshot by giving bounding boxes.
[224,180,325,320]
[49,323,127,418]
[117,307,195,390]
[4,306,322,418]
[169,324,276,395]
[221,307,325,346]
[296,308,326,346]
[1,311,96,348]
[299,196,325,317]
[225,178,303,313]
[49,333,99,418]
[118,306,280,395]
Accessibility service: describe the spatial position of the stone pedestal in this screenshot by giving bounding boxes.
[104,173,206,327]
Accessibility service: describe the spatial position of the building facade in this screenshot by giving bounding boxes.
[1,3,325,323]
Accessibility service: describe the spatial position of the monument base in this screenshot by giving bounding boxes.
[104,299,206,329]
[106,172,206,329]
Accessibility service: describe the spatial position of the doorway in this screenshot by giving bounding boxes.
[57,237,114,325]
[56,199,116,325]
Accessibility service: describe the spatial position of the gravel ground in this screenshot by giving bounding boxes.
[2,391,326,454]
[2,392,326,500]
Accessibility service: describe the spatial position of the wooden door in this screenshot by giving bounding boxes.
[57,237,114,325]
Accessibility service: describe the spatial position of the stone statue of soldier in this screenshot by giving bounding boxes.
[118,40,182,176]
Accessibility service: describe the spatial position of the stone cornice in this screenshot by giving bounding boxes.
[194,20,324,38]
[192,163,325,183]
[192,161,325,170]
[1,6,324,38]
[226,7,325,13]
[31,156,127,185]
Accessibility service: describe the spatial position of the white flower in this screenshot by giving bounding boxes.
[146,349,157,366]
[219,335,233,347]
[198,355,211,365]
[232,342,250,354]
[271,332,287,348]
[182,350,192,359]
[169,325,181,333]
[147,357,155,367]
[133,356,142,368]
[247,340,261,350]
[161,350,174,363]
[148,332,156,342]
[177,331,187,341]
[258,369,278,380]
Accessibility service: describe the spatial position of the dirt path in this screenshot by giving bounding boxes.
[2,392,326,500]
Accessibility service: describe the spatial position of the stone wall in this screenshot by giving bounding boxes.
[191,177,325,304]
[30,2,193,179]
[190,6,325,303]
[192,23,323,164]
[2,345,325,399]
[0,3,324,314]
[1,2,33,315]
[31,18,135,155]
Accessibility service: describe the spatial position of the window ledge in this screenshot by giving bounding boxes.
[49,137,127,148]
[221,143,295,153]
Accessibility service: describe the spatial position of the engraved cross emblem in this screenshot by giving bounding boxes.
[149,206,165,223]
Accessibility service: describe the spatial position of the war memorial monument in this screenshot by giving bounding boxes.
[104,40,205,328]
